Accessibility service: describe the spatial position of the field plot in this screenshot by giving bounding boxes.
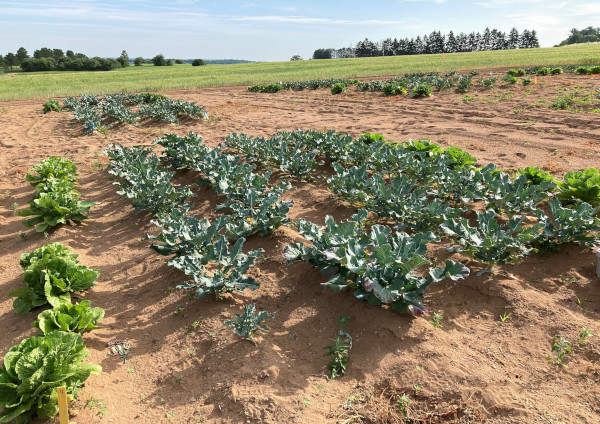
[1,70,600,423]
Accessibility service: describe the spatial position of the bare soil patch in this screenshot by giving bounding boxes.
[1,72,600,423]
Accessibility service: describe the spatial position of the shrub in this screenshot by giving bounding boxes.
[191,58,206,66]
[0,331,101,423]
[411,84,432,97]
[331,83,347,95]
[152,54,166,66]
[134,56,144,66]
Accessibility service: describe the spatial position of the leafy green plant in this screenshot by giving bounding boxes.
[42,99,61,114]
[556,168,600,205]
[18,179,95,232]
[536,67,550,76]
[550,67,563,75]
[522,78,532,86]
[575,66,591,75]
[25,156,78,187]
[546,336,572,366]
[225,303,274,342]
[324,331,352,379]
[285,211,470,315]
[431,312,443,328]
[502,75,518,85]
[441,210,542,268]
[382,83,406,96]
[550,93,575,110]
[411,84,433,97]
[0,331,101,423]
[579,327,592,344]
[331,83,347,95]
[397,393,411,418]
[456,75,473,93]
[516,166,553,186]
[10,243,99,314]
[33,300,104,334]
[506,69,526,77]
[357,133,386,144]
[247,84,284,93]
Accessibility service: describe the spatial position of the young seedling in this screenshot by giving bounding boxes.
[397,393,411,418]
[499,312,511,323]
[579,327,592,344]
[225,303,274,343]
[431,312,444,328]
[546,336,572,367]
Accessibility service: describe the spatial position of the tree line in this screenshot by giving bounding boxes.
[0,48,131,72]
[557,27,600,46]
[312,28,540,59]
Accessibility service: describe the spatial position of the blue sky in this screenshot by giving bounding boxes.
[1,0,599,61]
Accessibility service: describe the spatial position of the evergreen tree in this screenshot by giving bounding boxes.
[529,30,540,48]
[446,31,458,53]
[508,27,520,49]
[520,29,531,48]
[117,50,130,67]
[4,53,16,70]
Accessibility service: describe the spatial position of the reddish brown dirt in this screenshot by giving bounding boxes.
[1,72,600,424]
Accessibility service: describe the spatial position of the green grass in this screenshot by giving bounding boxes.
[0,44,599,101]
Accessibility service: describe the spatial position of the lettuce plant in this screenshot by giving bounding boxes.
[19,179,95,232]
[25,156,77,187]
[556,168,600,205]
[0,331,101,423]
[10,243,99,314]
[33,300,104,335]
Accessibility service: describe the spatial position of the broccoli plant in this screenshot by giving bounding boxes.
[225,303,274,342]
[175,236,264,299]
[440,210,542,268]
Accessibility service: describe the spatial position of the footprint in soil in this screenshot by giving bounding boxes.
[515,152,526,158]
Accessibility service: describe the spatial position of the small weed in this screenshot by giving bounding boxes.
[186,348,197,357]
[173,304,183,316]
[431,312,443,328]
[579,327,592,344]
[127,365,135,374]
[176,374,183,383]
[513,109,521,114]
[186,320,201,332]
[397,393,411,418]
[86,397,108,417]
[303,397,311,407]
[413,385,421,392]
[324,331,352,379]
[209,332,216,338]
[499,312,511,323]
[546,336,572,367]
[10,202,18,214]
[166,411,175,420]
[167,286,174,295]
[338,315,351,329]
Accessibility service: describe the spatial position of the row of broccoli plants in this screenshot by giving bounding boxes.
[103,133,293,299]
[18,156,95,233]
[44,93,205,134]
[226,130,600,274]
[1,243,103,423]
[247,64,598,96]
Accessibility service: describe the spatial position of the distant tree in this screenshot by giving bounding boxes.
[134,56,144,66]
[66,50,75,58]
[529,30,540,48]
[508,28,520,49]
[33,47,53,59]
[166,59,174,66]
[191,58,206,66]
[117,50,130,67]
[0,55,4,69]
[75,53,87,59]
[312,48,334,59]
[558,26,600,46]
[4,53,16,70]
[290,55,303,61]
[152,54,166,66]
[175,59,184,64]
[52,49,64,60]
[445,31,458,53]
[16,47,29,65]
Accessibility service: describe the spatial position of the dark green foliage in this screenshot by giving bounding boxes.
[357,133,386,144]
[33,300,104,335]
[42,99,60,113]
[134,56,144,66]
[516,166,553,186]
[575,66,591,75]
[191,58,206,66]
[10,243,99,314]
[550,67,563,75]
[331,83,347,95]
[536,67,550,76]
[0,331,101,423]
[225,303,274,342]
[506,69,526,76]
[502,75,518,84]
[522,78,532,86]
[247,84,284,93]
[152,54,166,66]
[550,93,575,110]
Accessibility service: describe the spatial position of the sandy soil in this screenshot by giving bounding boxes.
[1,71,600,424]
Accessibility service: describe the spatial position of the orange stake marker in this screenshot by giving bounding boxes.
[56,387,69,424]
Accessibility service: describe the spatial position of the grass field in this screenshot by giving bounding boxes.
[0,43,598,101]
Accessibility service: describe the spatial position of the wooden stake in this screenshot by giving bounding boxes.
[56,387,69,424]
